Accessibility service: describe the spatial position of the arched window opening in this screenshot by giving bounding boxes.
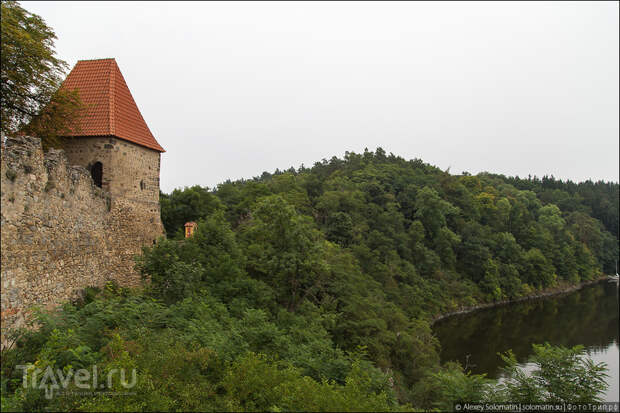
[140,180,145,191]
[91,162,103,188]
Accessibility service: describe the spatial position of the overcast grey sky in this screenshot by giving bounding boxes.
[26,1,619,192]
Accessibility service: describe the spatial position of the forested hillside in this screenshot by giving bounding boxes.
[156,148,617,397]
[2,149,616,411]
[163,148,618,292]
[155,148,616,398]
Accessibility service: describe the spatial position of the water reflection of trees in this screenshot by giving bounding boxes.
[433,282,619,378]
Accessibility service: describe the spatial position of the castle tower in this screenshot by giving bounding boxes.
[1,58,166,346]
[59,58,165,240]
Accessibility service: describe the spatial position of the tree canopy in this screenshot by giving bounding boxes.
[2,148,614,411]
[1,1,83,148]
[0,3,615,409]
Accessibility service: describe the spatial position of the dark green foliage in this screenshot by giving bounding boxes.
[160,185,224,237]
[1,288,402,412]
[325,211,354,246]
[414,344,609,410]
[3,148,615,411]
[1,1,85,148]
[240,195,328,311]
[495,343,609,403]
[418,361,494,411]
[153,148,615,403]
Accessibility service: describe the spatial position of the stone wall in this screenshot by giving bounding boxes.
[63,136,164,243]
[63,136,161,208]
[1,136,164,345]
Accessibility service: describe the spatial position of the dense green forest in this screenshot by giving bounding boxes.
[2,149,616,411]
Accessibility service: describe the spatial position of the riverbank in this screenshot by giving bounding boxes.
[433,277,619,401]
[431,275,609,324]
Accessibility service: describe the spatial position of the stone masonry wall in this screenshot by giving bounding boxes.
[63,136,164,242]
[63,136,161,208]
[1,136,164,345]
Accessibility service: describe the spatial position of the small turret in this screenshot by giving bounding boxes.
[185,222,197,238]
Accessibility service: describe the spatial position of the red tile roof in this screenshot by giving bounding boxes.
[60,58,165,152]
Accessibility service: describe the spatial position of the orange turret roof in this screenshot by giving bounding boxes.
[60,58,165,152]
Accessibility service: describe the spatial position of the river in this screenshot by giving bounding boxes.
[433,280,619,402]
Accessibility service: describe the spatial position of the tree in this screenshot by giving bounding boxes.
[417,344,609,410]
[480,258,503,301]
[523,248,556,288]
[21,87,83,150]
[325,211,354,246]
[495,344,609,403]
[241,195,329,311]
[433,227,461,269]
[421,361,494,411]
[137,212,247,304]
[414,186,459,239]
[1,1,83,147]
[160,185,224,237]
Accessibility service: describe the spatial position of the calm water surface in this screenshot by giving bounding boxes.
[433,281,619,402]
